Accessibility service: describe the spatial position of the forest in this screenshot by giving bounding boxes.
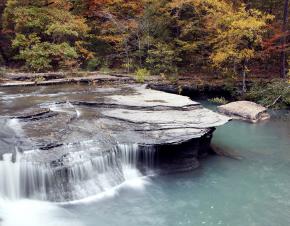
[0,0,288,76]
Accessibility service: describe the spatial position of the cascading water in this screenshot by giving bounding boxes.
[0,153,21,200]
[0,86,161,226]
[46,101,81,118]
[0,143,155,203]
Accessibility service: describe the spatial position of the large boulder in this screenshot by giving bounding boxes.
[217,101,270,123]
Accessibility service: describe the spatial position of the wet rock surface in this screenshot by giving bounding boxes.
[217,101,270,123]
[0,85,230,202]
[13,107,54,120]
[0,84,230,201]
[0,84,230,161]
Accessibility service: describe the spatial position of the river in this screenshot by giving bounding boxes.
[0,85,289,226]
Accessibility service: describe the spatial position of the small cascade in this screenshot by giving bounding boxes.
[118,143,139,165]
[0,143,156,202]
[66,101,81,118]
[6,119,23,137]
[0,153,21,200]
[0,151,54,201]
[141,145,157,169]
[47,101,81,118]
[0,118,28,156]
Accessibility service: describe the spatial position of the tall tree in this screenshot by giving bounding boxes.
[0,0,8,65]
[86,0,144,71]
[280,0,289,78]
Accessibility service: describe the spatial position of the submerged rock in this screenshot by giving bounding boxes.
[217,101,270,123]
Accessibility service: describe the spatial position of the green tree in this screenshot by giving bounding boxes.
[3,0,90,71]
[146,42,181,75]
[167,0,212,70]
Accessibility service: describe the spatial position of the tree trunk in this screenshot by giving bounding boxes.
[242,69,247,93]
[280,0,289,79]
[137,32,142,67]
[0,45,8,65]
[242,61,247,93]
[124,38,130,73]
[233,62,237,75]
[125,48,130,73]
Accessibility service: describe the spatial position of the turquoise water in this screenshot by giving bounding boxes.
[1,99,290,226]
[65,106,290,226]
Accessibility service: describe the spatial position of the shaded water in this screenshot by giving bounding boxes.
[0,86,289,226]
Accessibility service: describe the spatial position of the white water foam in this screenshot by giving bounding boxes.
[0,90,84,101]
[47,101,81,118]
[0,143,155,203]
[0,199,84,226]
[60,173,151,205]
[6,118,23,137]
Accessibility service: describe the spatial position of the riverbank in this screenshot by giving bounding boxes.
[0,72,137,87]
[0,71,268,95]
[1,71,288,109]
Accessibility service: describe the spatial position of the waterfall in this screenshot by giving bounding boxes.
[0,143,155,202]
[0,153,21,200]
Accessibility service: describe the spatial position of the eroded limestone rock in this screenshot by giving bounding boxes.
[217,101,270,123]
[0,84,231,202]
[0,85,231,183]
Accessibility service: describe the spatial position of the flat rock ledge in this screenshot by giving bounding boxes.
[84,86,231,145]
[1,85,232,176]
[217,101,270,123]
[0,72,136,87]
[0,85,232,201]
[4,85,231,159]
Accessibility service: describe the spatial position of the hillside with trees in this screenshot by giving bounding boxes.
[0,0,289,81]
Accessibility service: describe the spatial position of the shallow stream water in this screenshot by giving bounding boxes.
[0,85,289,226]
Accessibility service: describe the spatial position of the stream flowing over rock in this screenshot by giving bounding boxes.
[0,84,230,202]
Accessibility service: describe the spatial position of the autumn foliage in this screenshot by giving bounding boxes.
[0,0,288,75]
